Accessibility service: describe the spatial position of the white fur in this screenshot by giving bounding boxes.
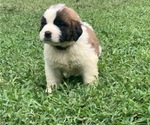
[82,22,94,31]
[82,22,102,57]
[40,4,101,93]
[44,26,99,93]
[39,4,65,43]
[39,24,61,42]
[49,4,65,11]
[44,4,65,23]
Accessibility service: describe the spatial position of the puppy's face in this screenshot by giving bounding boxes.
[39,4,83,47]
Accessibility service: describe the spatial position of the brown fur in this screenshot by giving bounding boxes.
[57,7,80,25]
[63,7,80,21]
[56,7,82,41]
[57,7,99,54]
[60,7,99,55]
[84,26,100,56]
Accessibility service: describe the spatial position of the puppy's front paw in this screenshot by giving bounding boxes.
[45,86,52,93]
[84,75,98,85]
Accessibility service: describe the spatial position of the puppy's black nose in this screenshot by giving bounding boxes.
[45,31,51,38]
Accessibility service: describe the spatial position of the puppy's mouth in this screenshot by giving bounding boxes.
[44,37,51,42]
[43,37,57,44]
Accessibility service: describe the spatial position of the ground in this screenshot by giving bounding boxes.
[0,0,150,124]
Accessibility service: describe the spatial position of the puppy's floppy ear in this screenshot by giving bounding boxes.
[72,20,83,41]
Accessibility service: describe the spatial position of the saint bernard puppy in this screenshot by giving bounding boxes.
[39,4,102,93]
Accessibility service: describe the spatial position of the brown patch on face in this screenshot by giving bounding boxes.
[54,6,82,41]
[62,7,81,21]
[85,26,100,56]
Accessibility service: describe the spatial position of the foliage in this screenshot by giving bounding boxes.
[0,0,150,124]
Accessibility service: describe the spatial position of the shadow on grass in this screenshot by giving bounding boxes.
[36,75,83,92]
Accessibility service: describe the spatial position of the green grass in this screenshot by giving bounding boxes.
[0,0,150,124]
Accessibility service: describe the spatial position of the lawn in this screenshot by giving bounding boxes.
[0,0,150,124]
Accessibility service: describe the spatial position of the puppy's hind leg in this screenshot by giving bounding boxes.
[82,64,98,84]
[45,64,62,93]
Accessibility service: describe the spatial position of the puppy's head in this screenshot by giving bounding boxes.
[39,4,82,47]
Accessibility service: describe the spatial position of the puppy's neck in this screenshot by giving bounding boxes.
[54,45,70,50]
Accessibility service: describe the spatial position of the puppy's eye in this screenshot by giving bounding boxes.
[55,21,68,27]
[58,22,66,26]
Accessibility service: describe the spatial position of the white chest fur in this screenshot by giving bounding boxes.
[44,39,97,76]
[44,26,98,76]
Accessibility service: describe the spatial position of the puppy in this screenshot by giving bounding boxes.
[39,4,102,93]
